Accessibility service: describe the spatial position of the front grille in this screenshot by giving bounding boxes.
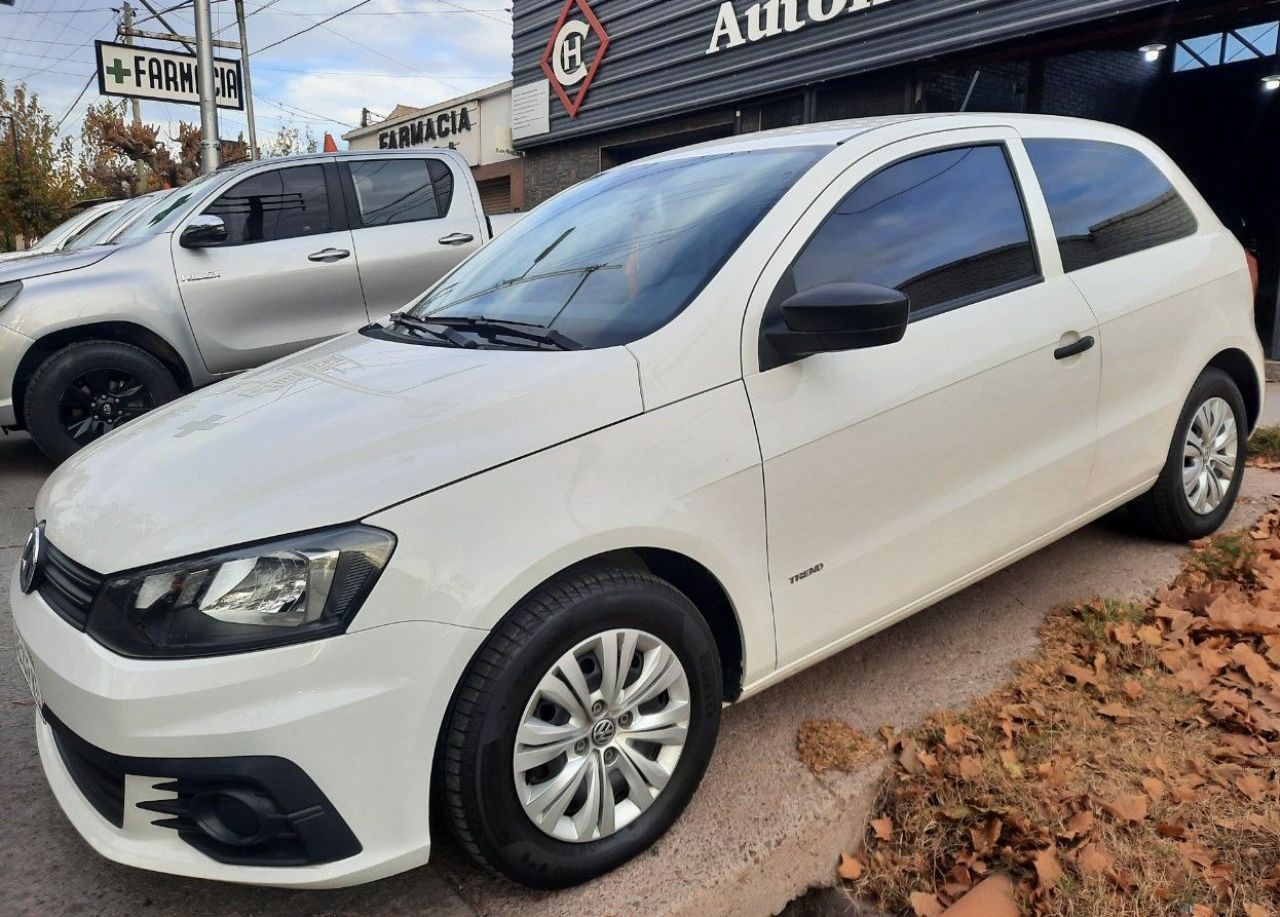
[37,541,102,630]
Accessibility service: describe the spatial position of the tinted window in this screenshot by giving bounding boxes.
[785,145,1038,318]
[406,147,825,349]
[205,165,332,245]
[349,159,454,226]
[1025,139,1197,273]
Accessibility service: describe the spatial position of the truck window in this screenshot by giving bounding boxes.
[348,159,454,227]
[205,165,333,245]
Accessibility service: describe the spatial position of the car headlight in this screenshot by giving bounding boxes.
[86,525,396,658]
[0,280,22,314]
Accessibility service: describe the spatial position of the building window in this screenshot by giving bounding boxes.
[1174,22,1279,72]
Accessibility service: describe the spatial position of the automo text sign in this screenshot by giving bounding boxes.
[95,40,244,111]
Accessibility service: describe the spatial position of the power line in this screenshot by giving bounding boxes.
[55,72,98,132]
[252,0,377,54]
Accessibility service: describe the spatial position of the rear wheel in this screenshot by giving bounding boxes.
[439,565,722,888]
[24,341,181,463]
[1128,368,1247,541]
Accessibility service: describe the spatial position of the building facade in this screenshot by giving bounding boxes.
[343,80,525,213]
[510,0,1280,353]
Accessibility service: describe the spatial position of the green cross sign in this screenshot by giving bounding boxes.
[104,58,131,85]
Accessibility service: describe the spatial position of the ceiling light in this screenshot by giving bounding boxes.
[1140,43,1167,62]
[1265,75,1280,91]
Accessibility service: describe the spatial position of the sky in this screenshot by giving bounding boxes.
[0,0,514,148]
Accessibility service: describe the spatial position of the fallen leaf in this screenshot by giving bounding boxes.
[1076,842,1113,878]
[1064,809,1094,839]
[1098,702,1137,721]
[943,724,970,748]
[969,817,1002,856]
[1141,777,1166,800]
[1155,822,1188,839]
[957,756,982,781]
[909,891,944,917]
[837,852,863,881]
[1177,840,1216,869]
[1123,678,1145,700]
[871,817,893,842]
[1236,773,1269,801]
[1100,793,1148,823]
[1137,624,1164,646]
[1244,904,1273,917]
[1034,847,1063,890]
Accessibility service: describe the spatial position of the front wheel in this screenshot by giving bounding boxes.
[439,565,722,888]
[24,341,181,463]
[1128,367,1247,541]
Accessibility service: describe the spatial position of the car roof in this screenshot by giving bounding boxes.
[645,112,1143,160]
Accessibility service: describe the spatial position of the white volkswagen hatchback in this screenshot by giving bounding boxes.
[12,114,1264,890]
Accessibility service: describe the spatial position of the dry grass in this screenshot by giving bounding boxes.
[798,719,880,775]
[820,521,1280,917]
[1249,426,1280,466]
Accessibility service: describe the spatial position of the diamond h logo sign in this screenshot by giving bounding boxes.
[539,0,610,119]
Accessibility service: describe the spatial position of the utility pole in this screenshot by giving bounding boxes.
[121,3,147,186]
[233,0,258,160]
[193,0,220,174]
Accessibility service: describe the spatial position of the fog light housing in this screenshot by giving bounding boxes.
[189,788,288,848]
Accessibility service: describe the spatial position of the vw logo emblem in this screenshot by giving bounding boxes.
[19,522,44,596]
[590,718,617,747]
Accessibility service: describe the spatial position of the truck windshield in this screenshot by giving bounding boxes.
[65,194,160,250]
[112,173,218,245]
[407,146,826,349]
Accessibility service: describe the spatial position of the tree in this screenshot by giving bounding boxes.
[260,124,319,159]
[0,81,79,251]
[80,100,246,194]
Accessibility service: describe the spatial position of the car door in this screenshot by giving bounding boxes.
[339,155,485,313]
[172,161,368,374]
[744,129,1103,669]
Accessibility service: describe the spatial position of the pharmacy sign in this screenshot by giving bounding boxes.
[95,40,244,110]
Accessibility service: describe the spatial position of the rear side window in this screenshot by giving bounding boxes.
[1025,139,1197,273]
[205,165,332,245]
[348,159,454,227]
[784,145,1039,319]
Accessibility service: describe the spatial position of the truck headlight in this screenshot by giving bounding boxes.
[0,281,22,314]
[86,525,396,658]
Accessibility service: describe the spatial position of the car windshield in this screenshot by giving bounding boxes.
[65,194,161,250]
[406,146,827,349]
[113,173,218,244]
[33,204,113,251]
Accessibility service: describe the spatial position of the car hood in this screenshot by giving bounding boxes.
[38,332,644,573]
[0,246,114,282]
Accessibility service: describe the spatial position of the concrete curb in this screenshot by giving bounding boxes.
[1265,360,1280,384]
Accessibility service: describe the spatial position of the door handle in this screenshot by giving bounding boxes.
[1054,335,1096,360]
[308,248,351,263]
[438,232,475,246]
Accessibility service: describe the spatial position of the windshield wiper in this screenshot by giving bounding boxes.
[427,316,585,351]
[387,312,476,348]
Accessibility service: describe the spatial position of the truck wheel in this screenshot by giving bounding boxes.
[439,564,722,888]
[1128,367,1247,542]
[25,341,181,463]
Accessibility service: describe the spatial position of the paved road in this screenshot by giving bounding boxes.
[3,427,1278,917]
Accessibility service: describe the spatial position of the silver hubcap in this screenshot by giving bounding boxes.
[1183,396,1238,515]
[513,629,691,843]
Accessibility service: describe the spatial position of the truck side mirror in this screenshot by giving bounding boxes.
[766,282,910,359]
[179,215,228,249]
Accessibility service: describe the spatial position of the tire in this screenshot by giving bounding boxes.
[24,341,181,463]
[1128,367,1247,542]
[439,564,723,889]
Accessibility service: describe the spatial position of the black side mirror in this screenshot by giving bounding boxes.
[179,215,228,249]
[766,282,910,359]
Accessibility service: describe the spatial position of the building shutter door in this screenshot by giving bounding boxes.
[477,177,512,214]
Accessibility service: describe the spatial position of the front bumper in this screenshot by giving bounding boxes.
[0,323,33,427]
[12,573,486,888]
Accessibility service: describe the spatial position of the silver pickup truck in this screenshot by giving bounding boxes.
[0,149,506,461]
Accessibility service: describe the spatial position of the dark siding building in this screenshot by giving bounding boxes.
[511,0,1280,353]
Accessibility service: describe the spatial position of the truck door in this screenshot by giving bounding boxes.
[340,156,485,314]
[172,161,368,374]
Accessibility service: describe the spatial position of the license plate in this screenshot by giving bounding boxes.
[15,635,42,710]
